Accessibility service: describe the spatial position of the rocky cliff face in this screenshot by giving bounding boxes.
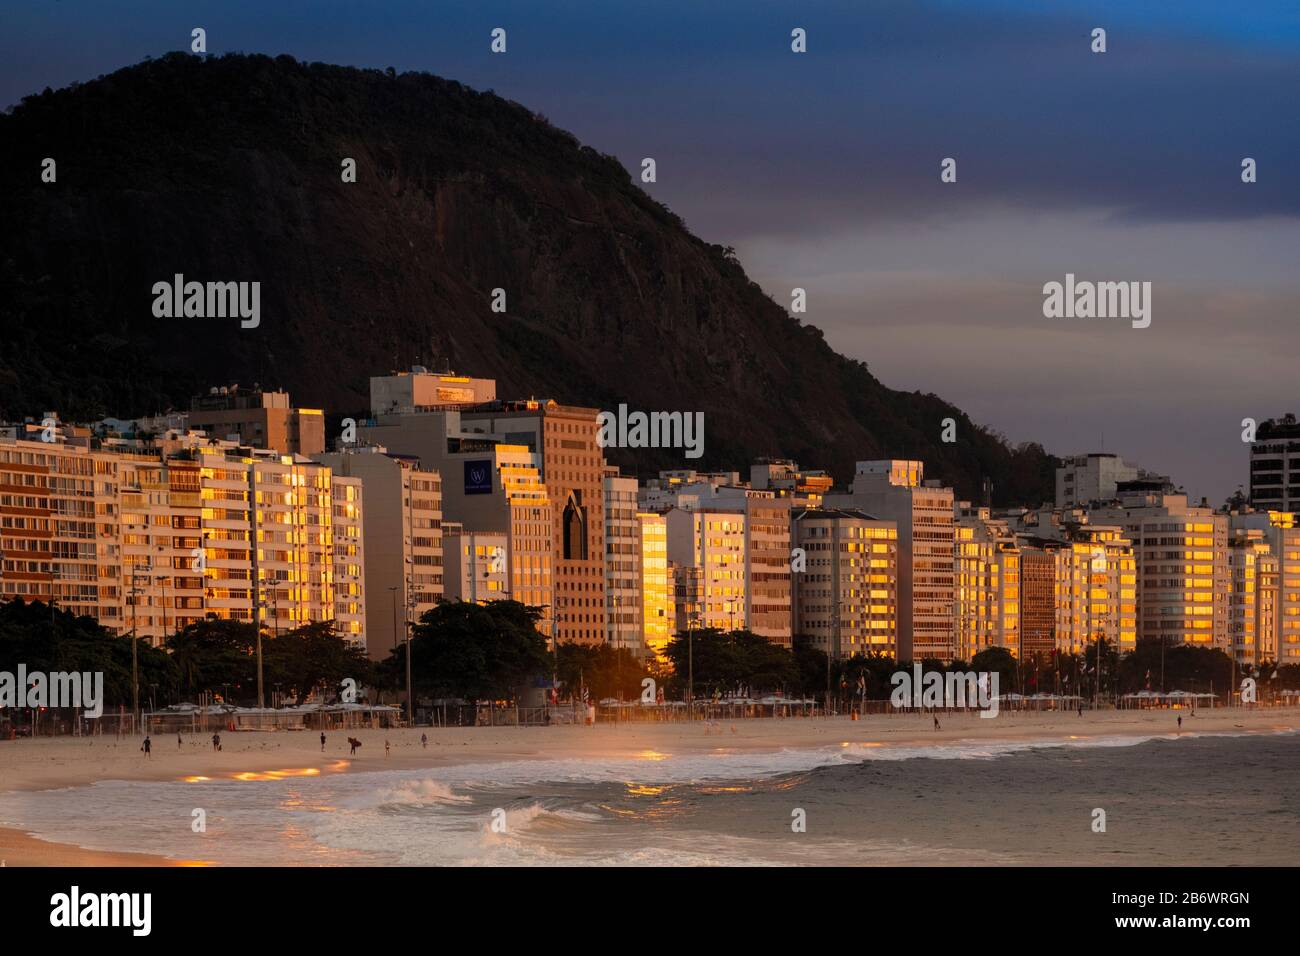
[0,53,1054,503]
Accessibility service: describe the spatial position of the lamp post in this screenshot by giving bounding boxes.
[1094,631,1102,709]
[253,571,266,710]
[156,543,170,638]
[404,579,417,727]
[687,611,699,719]
[388,586,400,652]
[129,571,146,732]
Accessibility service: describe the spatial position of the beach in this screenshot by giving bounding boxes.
[1,705,1296,866]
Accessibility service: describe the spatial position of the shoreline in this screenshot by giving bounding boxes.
[2,706,1296,866]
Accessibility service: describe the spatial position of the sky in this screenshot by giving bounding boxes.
[5,0,1299,504]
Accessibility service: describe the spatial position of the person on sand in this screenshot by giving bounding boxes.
[421,733,427,749]
[177,733,182,749]
[1177,715,1182,729]
[320,731,326,752]
[211,732,220,752]
[385,739,391,757]
[348,737,361,755]
[141,735,151,758]
[933,716,941,731]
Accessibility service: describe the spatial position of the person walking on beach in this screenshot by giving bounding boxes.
[348,736,360,755]
[320,731,326,752]
[421,733,427,749]
[1177,715,1182,729]
[385,739,391,757]
[933,716,941,731]
[141,735,151,758]
[177,732,183,748]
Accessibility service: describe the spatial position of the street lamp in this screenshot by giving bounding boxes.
[687,610,700,719]
[129,567,149,731]
[404,578,418,727]
[388,586,400,653]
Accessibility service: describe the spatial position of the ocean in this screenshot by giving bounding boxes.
[1,731,1295,866]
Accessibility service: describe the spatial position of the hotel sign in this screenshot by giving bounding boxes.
[464,460,493,495]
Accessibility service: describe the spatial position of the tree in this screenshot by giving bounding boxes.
[0,598,175,708]
[164,617,257,702]
[261,621,371,704]
[556,643,649,701]
[662,628,798,698]
[398,599,550,704]
[970,646,1017,692]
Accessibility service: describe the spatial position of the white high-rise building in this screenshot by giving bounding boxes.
[1056,453,1147,508]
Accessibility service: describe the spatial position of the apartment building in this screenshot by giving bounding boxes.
[1051,525,1137,655]
[188,385,325,457]
[1230,510,1300,665]
[740,496,793,645]
[0,429,369,648]
[666,508,746,632]
[1056,452,1147,508]
[604,471,642,654]
[361,396,598,644]
[655,486,792,645]
[356,405,555,641]
[315,446,441,659]
[192,441,359,644]
[331,476,366,644]
[639,512,672,661]
[671,563,704,636]
[825,460,955,662]
[791,508,898,659]
[368,368,497,417]
[1017,542,1060,657]
[441,522,510,605]
[954,505,1020,660]
[1227,528,1278,666]
[1090,483,1229,651]
[638,470,742,512]
[750,458,834,506]
[1249,415,1300,513]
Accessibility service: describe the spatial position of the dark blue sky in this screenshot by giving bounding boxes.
[6,1,1299,501]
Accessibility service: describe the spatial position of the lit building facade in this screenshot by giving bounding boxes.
[639,512,672,661]
[603,472,642,654]
[954,506,1020,660]
[1090,486,1228,651]
[825,460,955,662]
[666,508,746,632]
[791,508,898,659]
[316,447,441,658]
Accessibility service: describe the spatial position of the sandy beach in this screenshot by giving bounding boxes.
[1,705,1296,866]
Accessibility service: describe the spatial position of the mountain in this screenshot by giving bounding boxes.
[0,52,1056,504]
